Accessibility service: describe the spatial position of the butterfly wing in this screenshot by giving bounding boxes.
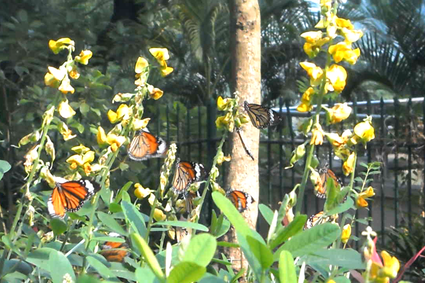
[244,101,282,129]
[101,241,128,262]
[48,180,98,218]
[128,130,166,161]
[172,161,205,194]
[315,166,342,199]
[226,190,254,212]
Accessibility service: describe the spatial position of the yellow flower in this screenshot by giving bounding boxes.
[343,29,363,43]
[97,126,108,146]
[160,66,174,77]
[66,154,84,167]
[69,66,80,79]
[149,48,170,65]
[48,66,66,81]
[216,151,231,165]
[75,50,92,65]
[300,32,330,58]
[300,31,323,43]
[44,72,60,88]
[335,17,354,30]
[58,77,75,95]
[329,42,361,64]
[149,87,164,100]
[325,103,352,124]
[217,96,234,111]
[71,144,90,154]
[108,104,130,124]
[320,0,332,11]
[132,118,150,131]
[311,124,324,145]
[300,62,323,86]
[354,118,375,143]
[66,151,94,172]
[341,224,351,244]
[59,122,76,141]
[356,187,375,208]
[342,151,355,176]
[380,251,400,279]
[135,57,149,73]
[134,183,153,199]
[112,92,134,103]
[153,209,166,221]
[326,64,347,93]
[297,87,314,112]
[215,112,234,132]
[58,99,76,119]
[106,134,126,152]
[48,38,75,54]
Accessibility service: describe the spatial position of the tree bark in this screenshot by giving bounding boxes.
[224,0,261,273]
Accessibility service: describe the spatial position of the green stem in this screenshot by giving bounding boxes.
[294,144,315,214]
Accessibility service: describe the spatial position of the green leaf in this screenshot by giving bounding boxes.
[274,223,340,260]
[279,250,297,283]
[109,203,122,213]
[131,233,164,280]
[168,262,206,283]
[97,212,127,236]
[182,234,217,267]
[237,233,262,281]
[246,236,273,269]
[49,250,76,283]
[50,218,67,236]
[0,160,11,173]
[121,201,147,238]
[307,249,365,269]
[26,248,57,271]
[326,197,354,215]
[259,204,274,226]
[199,274,227,283]
[91,236,125,243]
[80,102,90,117]
[269,214,307,250]
[217,241,239,248]
[153,221,208,232]
[333,277,351,283]
[135,267,156,283]
[86,256,116,279]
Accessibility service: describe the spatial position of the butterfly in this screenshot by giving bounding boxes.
[314,164,343,199]
[100,233,128,262]
[47,179,100,218]
[226,190,255,212]
[244,101,282,129]
[171,159,206,194]
[304,211,338,229]
[128,130,167,161]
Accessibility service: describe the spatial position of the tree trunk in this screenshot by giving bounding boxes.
[224,0,261,273]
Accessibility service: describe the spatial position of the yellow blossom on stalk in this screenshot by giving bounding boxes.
[301,31,330,58]
[135,57,149,73]
[66,150,95,174]
[160,66,174,77]
[96,126,108,146]
[341,224,351,244]
[326,64,347,93]
[24,145,40,174]
[47,66,66,81]
[71,144,90,154]
[108,104,130,124]
[311,124,324,145]
[59,122,76,141]
[58,76,75,95]
[74,50,92,65]
[132,118,150,131]
[149,47,174,77]
[343,29,364,43]
[328,42,361,64]
[300,62,323,86]
[217,96,234,111]
[48,38,75,54]
[326,130,352,147]
[112,92,134,103]
[335,17,354,30]
[153,209,166,221]
[69,66,80,79]
[106,134,126,152]
[58,99,76,119]
[356,186,375,208]
[215,112,234,132]
[320,0,332,11]
[134,183,153,199]
[44,72,60,88]
[149,87,164,100]
[325,103,352,124]
[301,31,323,43]
[342,151,355,176]
[297,87,314,112]
[354,117,375,143]
[216,151,231,165]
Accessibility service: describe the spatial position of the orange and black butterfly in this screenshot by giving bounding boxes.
[171,159,206,194]
[244,101,282,129]
[128,130,167,161]
[305,211,338,229]
[314,164,343,199]
[226,190,254,212]
[47,179,100,218]
[100,233,128,262]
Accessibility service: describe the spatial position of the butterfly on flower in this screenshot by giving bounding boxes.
[314,164,343,199]
[128,129,167,161]
[171,159,206,194]
[244,101,282,129]
[47,178,100,218]
[226,189,254,212]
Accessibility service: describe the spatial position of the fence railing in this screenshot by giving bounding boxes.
[145,96,425,244]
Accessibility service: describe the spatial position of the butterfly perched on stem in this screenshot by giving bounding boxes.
[171,159,206,194]
[226,190,254,212]
[244,101,282,129]
[314,164,343,199]
[47,178,100,218]
[128,129,167,161]
[100,233,128,262]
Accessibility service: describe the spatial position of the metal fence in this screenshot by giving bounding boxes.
[144,96,425,242]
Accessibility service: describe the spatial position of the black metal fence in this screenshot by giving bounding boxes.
[144,96,425,241]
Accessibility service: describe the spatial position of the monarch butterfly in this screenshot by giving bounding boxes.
[304,211,338,229]
[100,233,128,262]
[128,130,167,161]
[226,190,254,212]
[171,159,205,194]
[244,101,282,129]
[47,179,100,218]
[314,164,343,198]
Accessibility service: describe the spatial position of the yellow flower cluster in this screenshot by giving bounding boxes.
[215,96,248,132]
[66,144,100,175]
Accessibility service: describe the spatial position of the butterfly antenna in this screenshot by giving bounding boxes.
[236,127,254,160]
